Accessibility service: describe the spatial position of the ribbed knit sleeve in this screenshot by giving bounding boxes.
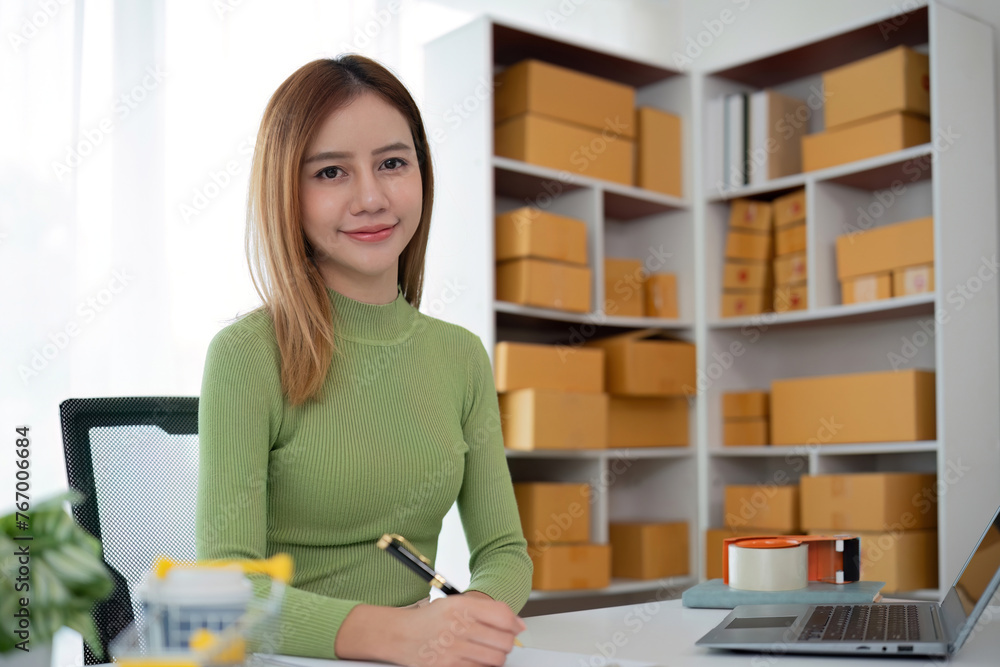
[195,323,362,659]
[457,337,533,612]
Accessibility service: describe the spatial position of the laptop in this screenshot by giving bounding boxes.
[697,502,1000,657]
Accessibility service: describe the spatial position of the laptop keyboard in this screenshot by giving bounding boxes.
[797,605,921,642]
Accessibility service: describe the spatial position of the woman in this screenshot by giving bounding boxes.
[195,55,531,666]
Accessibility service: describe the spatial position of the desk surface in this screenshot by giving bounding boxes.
[521,599,1000,666]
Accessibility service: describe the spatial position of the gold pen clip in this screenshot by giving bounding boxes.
[378,533,432,566]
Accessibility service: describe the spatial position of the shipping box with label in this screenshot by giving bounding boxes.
[771,369,936,445]
[841,272,892,305]
[774,189,806,227]
[774,252,807,286]
[729,199,773,233]
[720,290,770,318]
[723,261,769,290]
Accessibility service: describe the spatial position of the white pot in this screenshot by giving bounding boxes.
[0,643,51,667]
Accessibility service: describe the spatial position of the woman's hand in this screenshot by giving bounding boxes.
[336,594,526,666]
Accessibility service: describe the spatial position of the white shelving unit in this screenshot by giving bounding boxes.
[423,2,1000,613]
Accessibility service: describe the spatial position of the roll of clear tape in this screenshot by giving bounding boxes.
[728,539,809,591]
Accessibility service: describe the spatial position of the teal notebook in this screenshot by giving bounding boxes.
[682,579,885,609]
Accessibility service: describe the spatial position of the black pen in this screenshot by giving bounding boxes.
[377,533,524,646]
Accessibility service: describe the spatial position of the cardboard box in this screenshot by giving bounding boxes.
[774,283,808,312]
[494,341,604,393]
[496,258,591,313]
[807,529,938,593]
[722,391,769,419]
[494,59,635,136]
[608,396,688,447]
[774,252,807,286]
[775,222,806,256]
[514,482,591,544]
[771,369,936,445]
[893,264,935,296]
[705,527,795,580]
[823,46,930,130]
[586,330,696,397]
[774,189,806,228]
[604,258,645,318]
[499,389,608,451]
[725,229,773,261]
[609,521,689,579]
[721,290,770,318]
[527,543,611,590]
[644,273,678,319]
[802,111,931,172]
[495,207,588,265]
[729,199,773,233]
[723,419,769,446]
[800,473,938,531]
[495,112,635,185]
[636,107,682,197]
[723,260,769,290]
[724,485,800,531]
[836,216,934,280]
[841,273,892,305]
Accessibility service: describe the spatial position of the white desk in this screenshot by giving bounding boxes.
[521,599,1000,666]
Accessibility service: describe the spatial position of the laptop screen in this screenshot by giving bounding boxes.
[954,510,1000,616]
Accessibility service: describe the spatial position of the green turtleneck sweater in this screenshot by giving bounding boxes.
[195,287,532,658]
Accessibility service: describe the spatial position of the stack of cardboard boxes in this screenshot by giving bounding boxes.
[494,59,682,196]
[721,199,773,317]
[704,484,799,580]
[604,259,679,320]
[802,46,931,171]
[722,391,769,446]
[772,189,808,312]
[495,341,609,590]
[836,216,934,306]
[495,207,591,312]
[801,472,938,593]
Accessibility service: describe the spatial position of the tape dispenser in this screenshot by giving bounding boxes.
[723,534,861,591]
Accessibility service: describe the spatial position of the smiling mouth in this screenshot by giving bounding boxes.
[343,222,397,241]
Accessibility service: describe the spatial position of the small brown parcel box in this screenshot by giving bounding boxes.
[773,189,806,228]
[610,521,689,579]
[851,529,938,593]
[495,207,588,265]
[725,229,773,261]
[728,199,773,233]
[635,106,682,197]
[774,283,807,313]
[774,252,807,286]
[644,273,678,319]
[514,482,590,544]
[775,222,806,256]
[836,216,934,280]
[494,341,604,393]
[495,112,634,185]
[841,272,892,305]
[800,472,938,531]
[499,389,608,451]
[527,543,611,590]
[607,396,688,448]
[494,59,635,136]
[723,260,769,290]
[724,485,800,532]
[802,111,930,172]
[722,391,769,419]
[893,264,935,297]
[720,290,770,318]
[604,258,645,318]
[823,46,930,129]
[496,258,591,313]
[771,369,936,445]
[586,329,696,396]
[723,419,769,446]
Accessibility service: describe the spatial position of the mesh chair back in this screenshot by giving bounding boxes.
[60,397,199,664]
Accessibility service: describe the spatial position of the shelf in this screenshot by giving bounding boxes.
[494,157,688,218]
[708,293,935,330]
[708,144,934,201]
[710,441,939,457]
[496,300,693,332]
[527,575,695,601]
[506,447,692,460]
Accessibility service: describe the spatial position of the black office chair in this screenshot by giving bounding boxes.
[60,397,199,664]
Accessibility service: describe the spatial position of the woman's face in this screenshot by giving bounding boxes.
[300,91,422,299]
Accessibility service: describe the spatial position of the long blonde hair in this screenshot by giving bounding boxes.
[245,56,434,405]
